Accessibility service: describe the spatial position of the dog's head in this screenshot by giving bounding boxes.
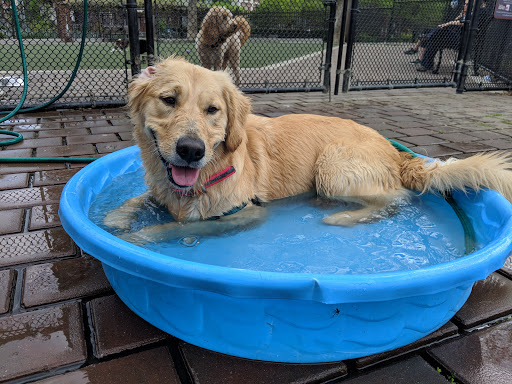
[200,6,238,46]
[128,57,250,191]
[234,16,251,46]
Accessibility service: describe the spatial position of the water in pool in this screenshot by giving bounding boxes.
[89,166,474,275]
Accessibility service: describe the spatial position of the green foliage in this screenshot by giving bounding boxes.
[256,0,324,12]
[211,1,246,14]
[356,0,450,43]
[26,0,56,37]
[250,0,326,37]
[359,0,394,7]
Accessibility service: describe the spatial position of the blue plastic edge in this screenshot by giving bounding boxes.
[59,145,512,304]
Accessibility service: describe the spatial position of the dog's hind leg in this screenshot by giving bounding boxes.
[314,140,409,226]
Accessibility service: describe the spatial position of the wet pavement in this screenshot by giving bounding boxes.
[1,88,512,383]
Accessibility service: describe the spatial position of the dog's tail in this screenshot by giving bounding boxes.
[399,152,512,201]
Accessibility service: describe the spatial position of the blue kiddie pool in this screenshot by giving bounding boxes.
[60,145,512,363]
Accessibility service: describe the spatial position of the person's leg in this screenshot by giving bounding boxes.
[418,43,437,70]
[404,39,421,54]
[419,47,425,60]
[418,27,445,70]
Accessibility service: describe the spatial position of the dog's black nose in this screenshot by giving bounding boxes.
[176,137,205,163]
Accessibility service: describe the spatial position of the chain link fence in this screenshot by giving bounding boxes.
[339,0,468,91]
[1,0,332,111]
[153,0,330,92]
[461,0,512,91]
[1,0,509,111]
[337,0,511,92]
[0,0,129,111]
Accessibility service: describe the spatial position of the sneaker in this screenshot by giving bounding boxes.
[416,65,429,72]
[404,48,418,55]
[410,59,421,64]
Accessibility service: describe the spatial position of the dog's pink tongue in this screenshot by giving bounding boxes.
[171,165,200,187]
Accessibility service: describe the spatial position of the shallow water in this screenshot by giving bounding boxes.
[89,166,475,275]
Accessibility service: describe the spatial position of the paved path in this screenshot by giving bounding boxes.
[1,88,511,384]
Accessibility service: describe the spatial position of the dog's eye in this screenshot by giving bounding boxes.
[207,106,219,114]
[160,96,176,107]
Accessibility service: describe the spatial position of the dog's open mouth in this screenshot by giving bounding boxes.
[169,165,200,187]
[148,127,202,189]
[159,156,201,188]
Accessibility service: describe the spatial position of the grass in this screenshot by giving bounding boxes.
[157,39,323,68]
[484,114,512,125]
[0,39,323,71]
[0,41,125,71]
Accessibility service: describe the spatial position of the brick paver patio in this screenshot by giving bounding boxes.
[1,88,512,384]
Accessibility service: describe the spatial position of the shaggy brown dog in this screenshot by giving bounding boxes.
[105,57,512,236]
[220,16,251,86]
[195,6,238,72]
[234,16,251,47]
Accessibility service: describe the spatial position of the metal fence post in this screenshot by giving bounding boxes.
[323,1,337,95]
[127,0,141,76]
[456,0,482,93]
[453,0,476,88]
[334,0,350,95]
[342,0,359,93]
[144,0,155,66]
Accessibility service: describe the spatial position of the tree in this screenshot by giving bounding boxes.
[187,0,197,40]
[55,0,73,42]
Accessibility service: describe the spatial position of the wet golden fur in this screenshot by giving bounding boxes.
[112,57,512,229]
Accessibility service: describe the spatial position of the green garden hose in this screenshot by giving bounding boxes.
[0,0,95,163]
[0,131,23,146]
[0,0,28,124]
[387,138,476,255]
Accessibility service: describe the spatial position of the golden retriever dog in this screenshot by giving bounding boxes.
[195,6,238,72]
[220,16,251,86]
[105,57,512,239]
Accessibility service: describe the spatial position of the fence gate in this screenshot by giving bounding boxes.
[335,0,512,93]
[458,0,512,91]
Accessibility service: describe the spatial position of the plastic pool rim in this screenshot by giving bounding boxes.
[59,145,512,362]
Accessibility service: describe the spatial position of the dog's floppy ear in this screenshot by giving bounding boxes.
[200,9,219,46]
[138,66,156,81]
[223,82,250,152]
[128,66,157,113]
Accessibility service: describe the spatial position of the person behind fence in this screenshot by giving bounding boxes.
[418,0,469,72]
[404,0,469,71]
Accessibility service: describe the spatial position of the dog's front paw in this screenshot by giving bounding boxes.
[103,208,137,230]
[323,212,357,227]
[103,193,149,230]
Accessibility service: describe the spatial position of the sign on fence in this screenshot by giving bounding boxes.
[494,0,512,19]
